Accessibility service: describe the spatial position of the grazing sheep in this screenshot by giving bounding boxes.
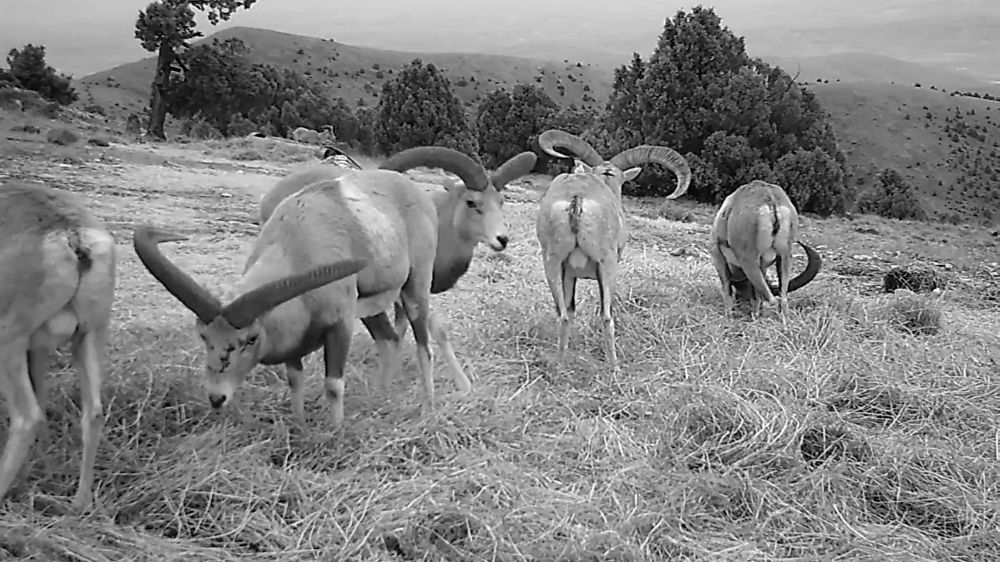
[134,147,506,428]
[535,129,691,371]
[291,126,322,145]
[710,180,822,315]
[0,182,117,510]
[259,149,537,391]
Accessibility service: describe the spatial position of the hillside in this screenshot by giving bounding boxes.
[68,25,1000,224]
[76,26,613,121]
[811,81,1000,223]
[764,52,1000,94]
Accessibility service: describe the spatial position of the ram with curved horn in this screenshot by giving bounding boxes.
[0,182,117,510]
[134,147,496,429]
[535,129,692,372]
[258,149,538,392]
[709,179,822,316]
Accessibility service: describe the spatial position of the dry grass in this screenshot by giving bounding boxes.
[1,126,999,561]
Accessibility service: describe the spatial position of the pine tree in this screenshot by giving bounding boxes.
[598,6,850,215]
[135,0,257,140]
[5,44,78,105]
[375,59,479,159]
[476,84,557,168]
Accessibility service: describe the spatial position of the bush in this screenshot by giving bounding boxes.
[82,103,106,116]
[856,168,928,221]
[375,59,479,160]
[227,114,259,137]
[0,86,60,117]
[183,119,222,140]
[595,7,849,215]
[771,147,850,215]
[476,85,557,169]
[0,68,16,88]
[46,127,80,145]
[5,44,78,105]
[161,38,369,146]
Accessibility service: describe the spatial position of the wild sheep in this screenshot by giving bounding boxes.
[133,147,495,428]
[710,180,822,315]
[0,182,117,510]
[291,126,322,145]
[535,129,691,372]
[258,149,538,391]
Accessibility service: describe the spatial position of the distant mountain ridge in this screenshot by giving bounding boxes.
[77,26,615,120]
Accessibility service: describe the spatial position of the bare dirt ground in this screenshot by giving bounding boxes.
[1,109,999,561]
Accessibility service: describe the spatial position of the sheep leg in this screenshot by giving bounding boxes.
[322,320,354,428]
[284,358,306,428]
[561,267,577,356]
[743,262,776,318]
[596,260,619,373]
[543,256,573,370]
[392,300,409,341]
[399,292,435,416]
[26,349,52,462]
[710,242,735,311]
[427,310,472,394]
[361,312,400,394]
[776,251,792,318]
[70,327,106,510]
[0,343,44,504]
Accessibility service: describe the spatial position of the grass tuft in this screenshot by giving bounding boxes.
[882,290,944,335]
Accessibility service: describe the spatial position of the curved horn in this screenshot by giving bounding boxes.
[321,145,364,170]
[489,151,538,190]
[221,259,369,329]
[771,241,822,294]
[609,145,692,200]
[380,146,490,191]
[132,225,222,324]
[537,129,603,167]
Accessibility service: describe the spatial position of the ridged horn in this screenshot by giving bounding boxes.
[771,241,822,294]
[221,259,369,329]
[537,129,603,167]
[380,146,490,191]
[132,225,222,324]
[609,145,692,200]
[489,151,538,190]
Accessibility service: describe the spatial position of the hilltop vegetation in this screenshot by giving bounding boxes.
[8,3,996,225]
[812,82,1000,223]
[586,7,850,216]
[77,26,612,123]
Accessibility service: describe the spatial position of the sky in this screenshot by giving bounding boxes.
[0,0,996,77]
[0,0,804,75]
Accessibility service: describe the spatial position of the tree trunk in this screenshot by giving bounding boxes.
[146,42,174,141]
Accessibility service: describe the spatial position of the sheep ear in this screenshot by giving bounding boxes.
[623,167,642,181]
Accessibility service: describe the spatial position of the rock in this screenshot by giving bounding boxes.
[883,266,947,294]
[88,136,110,147]
[46,127,80,145]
